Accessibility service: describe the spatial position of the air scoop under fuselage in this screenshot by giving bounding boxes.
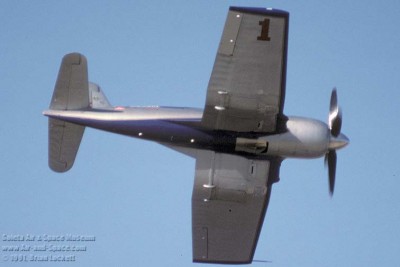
[235,116,347,158]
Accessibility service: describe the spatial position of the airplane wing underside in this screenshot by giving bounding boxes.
[201,7,289,133]
[192,7,288,263]
[192,150,281,264]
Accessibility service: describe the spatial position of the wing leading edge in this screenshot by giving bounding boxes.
[201,7,289,133]
[192,151,281,264]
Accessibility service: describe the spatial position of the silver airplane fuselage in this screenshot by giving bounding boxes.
[45,7,350,263]
[43,106,348,160]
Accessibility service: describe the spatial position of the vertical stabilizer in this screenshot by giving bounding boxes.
[89,82,113,109]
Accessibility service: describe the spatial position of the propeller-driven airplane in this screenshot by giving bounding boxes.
[43,7,349,264]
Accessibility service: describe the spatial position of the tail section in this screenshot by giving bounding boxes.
[49,118,85,172]
[50,53,89,110]
[48,53,88,172]
[47,53,113,172]
[89,82,113,109]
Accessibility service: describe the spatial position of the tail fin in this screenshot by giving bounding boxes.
[89,82,113,109]
[48,53,88,172]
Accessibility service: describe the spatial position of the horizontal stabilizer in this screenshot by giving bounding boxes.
[48,53,89,172]
[50,53,89,110]
[49,118,85,172]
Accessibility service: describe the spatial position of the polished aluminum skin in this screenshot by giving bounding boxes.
[43,7,349,265]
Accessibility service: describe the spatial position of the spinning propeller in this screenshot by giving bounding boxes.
[325,88,349,196]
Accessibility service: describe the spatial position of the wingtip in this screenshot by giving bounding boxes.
[229,6,289,17]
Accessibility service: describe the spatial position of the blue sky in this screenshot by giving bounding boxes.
[1,0,399,266]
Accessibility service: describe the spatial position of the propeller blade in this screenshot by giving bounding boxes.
[330,88,338,115]
[331,109,342,137]
[326,89,346,196]
[329,88,342,137]
[327,150,337,196]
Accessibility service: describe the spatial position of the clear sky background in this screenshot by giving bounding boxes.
[1,1,399,266]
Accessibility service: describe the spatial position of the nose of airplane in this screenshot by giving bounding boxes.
[328,133,349,150]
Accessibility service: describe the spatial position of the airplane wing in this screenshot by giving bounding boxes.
[201,7,289,133]
[192,151,281,264]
